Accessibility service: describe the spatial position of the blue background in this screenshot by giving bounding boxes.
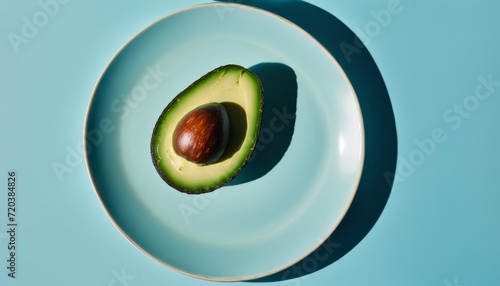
[1,0,499,285]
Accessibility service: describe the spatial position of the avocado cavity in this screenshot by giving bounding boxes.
[151,65,264,194]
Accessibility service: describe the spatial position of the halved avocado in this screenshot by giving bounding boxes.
[151,65,264,194]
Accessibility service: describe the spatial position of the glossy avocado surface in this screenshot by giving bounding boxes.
[151,65,264,194]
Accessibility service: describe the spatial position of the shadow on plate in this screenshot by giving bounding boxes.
[227,62,298,185]
[215,0,398,281]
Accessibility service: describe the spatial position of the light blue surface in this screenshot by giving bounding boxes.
[1,0,499,285]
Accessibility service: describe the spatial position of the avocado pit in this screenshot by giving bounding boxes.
[172,103,229,165]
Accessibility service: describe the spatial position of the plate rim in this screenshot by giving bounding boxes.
[83,2,365,282]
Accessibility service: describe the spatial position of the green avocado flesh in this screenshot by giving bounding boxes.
[151,65,263,194]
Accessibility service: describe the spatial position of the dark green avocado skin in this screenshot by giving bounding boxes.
[151,64,264,195]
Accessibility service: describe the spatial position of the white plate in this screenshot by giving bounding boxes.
[84,3,364,281]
